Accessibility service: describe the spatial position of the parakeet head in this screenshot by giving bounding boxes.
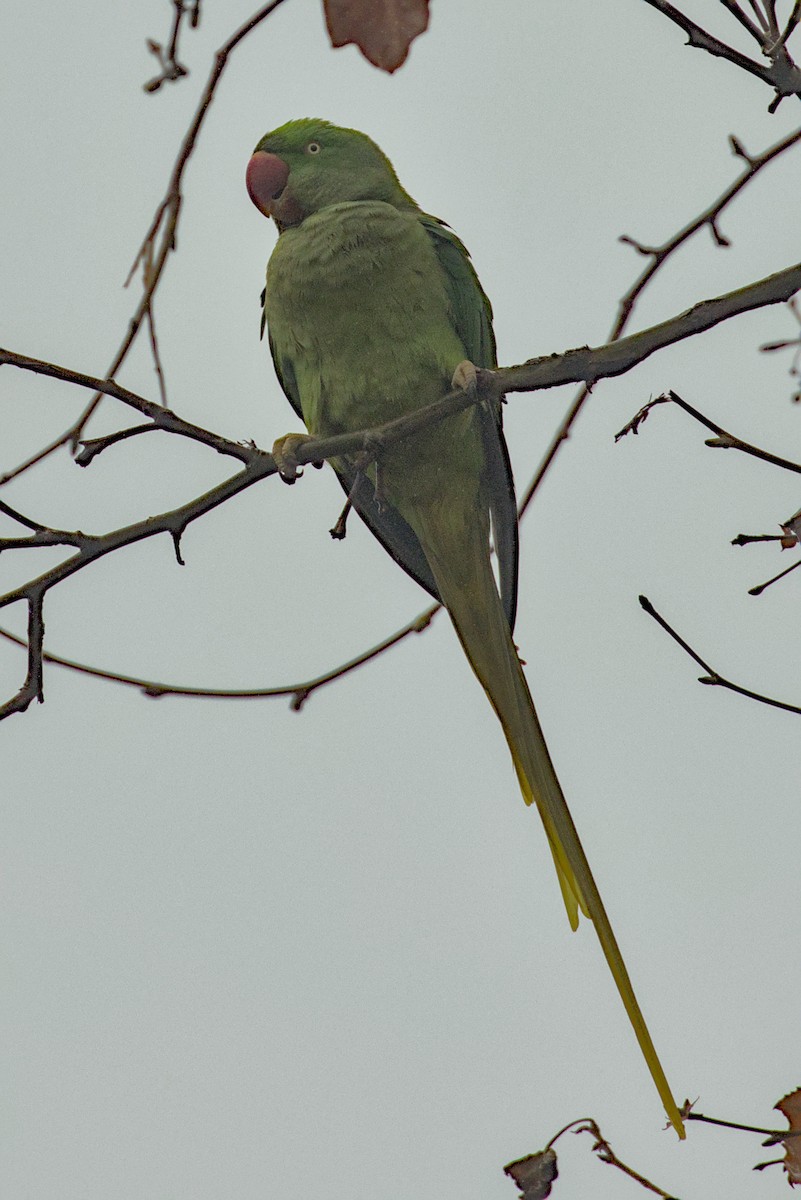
[246,119,415,230]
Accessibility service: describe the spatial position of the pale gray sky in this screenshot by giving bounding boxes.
[3,2,801,1198]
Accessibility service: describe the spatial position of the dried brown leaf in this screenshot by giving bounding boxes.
[781,509,801,544]
[503,1148,559,1200]
[323,0,429,72]
[776,1087,801,1186]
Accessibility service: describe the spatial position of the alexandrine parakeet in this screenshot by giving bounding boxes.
[246,119,684,1137]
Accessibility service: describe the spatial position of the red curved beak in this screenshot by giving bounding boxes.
[246,151,290,217]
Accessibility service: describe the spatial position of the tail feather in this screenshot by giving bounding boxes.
[510,745,584,931]
[414,503,685,1138]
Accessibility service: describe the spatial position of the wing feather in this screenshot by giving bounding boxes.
[420,215,519,631]
[267,324,441,599]
[261,213,519,630]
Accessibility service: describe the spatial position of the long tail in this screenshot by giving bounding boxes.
[415,504,685,1138]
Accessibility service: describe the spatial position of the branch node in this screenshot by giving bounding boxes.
[729,134,754,166]
[171,528,186,566]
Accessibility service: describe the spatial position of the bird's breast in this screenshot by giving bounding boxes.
[265,201,465,435]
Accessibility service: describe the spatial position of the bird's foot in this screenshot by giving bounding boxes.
[272,432,313,483]
[451,359,478,393]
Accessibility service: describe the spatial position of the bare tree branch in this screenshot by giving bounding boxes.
[506,1116,679,1200]
[639,595,801,716]
[143,0,198,93]
[772,0,801,52]
[5,4,801,718]
[0,603,442,710]
[2,0,291,487]
[616,389,801,476]
[640,0,787,89]
[617,389,801,596]
[518,124,801,516]
[0,347,254,473]
[6,254,799,480]
[718,0,769,45]
[500,260,801,394]
[3,256,801,714]
[0,593,45,720]
[641,0,801,109]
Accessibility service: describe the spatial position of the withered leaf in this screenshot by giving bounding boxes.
[776,1087,801,1186]
[781,508,801,545]
[503,1148,559,1200]
[323,0,429,72]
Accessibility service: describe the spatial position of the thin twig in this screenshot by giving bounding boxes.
[0,463,273,617]
[0,593,45,719]
[771,0,801,52]
[75,424,161,467]
[685,1109,795,1139]
[93,0,291,406]
[0,499,47,533]
[501,260,801,396]
[747,556,801,595]
[642,0,801,113]
[143,0,193,93]
[0,604,442,710]
[731,532,785,544]
[518,124,801,516]
[718,0,768,45]
[546,1117,679,1198]
[143,238,169,405]
[616,389,801,475]
[616,127,801,330]
[617,389,801,596]
[0,347,254,472]
[749,0,775,36]
[640,0,781,87]
[640,595,801,716]
[0,529,89,553]
[3,0,291,485]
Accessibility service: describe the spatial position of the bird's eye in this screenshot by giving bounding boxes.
[306,141,321,154]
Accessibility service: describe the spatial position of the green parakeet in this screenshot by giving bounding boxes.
[246,119,684,1137]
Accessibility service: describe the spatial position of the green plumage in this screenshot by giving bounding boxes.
[248,119,683,1136]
